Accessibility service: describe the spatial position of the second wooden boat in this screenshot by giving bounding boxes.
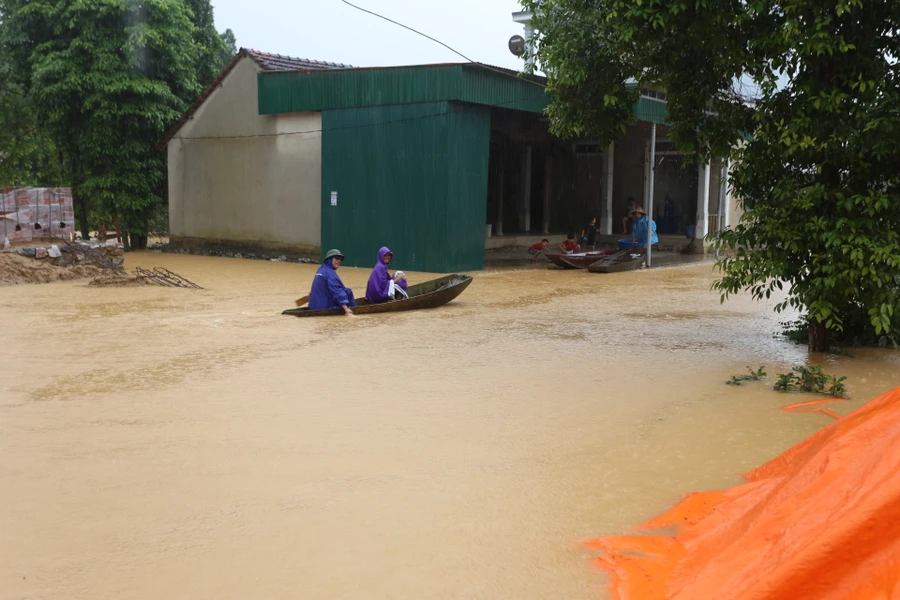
[546,249,617,269]
[587,249,645,273]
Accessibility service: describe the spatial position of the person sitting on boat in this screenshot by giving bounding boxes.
[365,246,409,303]
[528,239,550,262]
[559,233,581,254]
[631,206,659,248]
[309,249,356,315]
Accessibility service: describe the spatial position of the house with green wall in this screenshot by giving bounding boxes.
[161,49,739,273]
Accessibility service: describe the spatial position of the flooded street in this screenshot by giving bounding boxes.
[2,252,899,600]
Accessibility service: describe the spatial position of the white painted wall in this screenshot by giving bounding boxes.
[167,56,322,250]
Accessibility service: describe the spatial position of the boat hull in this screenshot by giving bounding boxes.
[283,274,473,317]
[587,250,645,273]
[546,249,617,269]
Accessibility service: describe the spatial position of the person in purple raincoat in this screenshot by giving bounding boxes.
[365,246,409,303]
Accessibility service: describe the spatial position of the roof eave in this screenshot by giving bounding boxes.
[156,49,253,149]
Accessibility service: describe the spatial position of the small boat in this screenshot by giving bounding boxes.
[546,249,617,269]
[283,274,473,317]
[587,249,646,273]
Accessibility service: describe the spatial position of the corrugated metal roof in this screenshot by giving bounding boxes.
[257,63,550,115]
[158,48,350,147]
[245,49,352,71]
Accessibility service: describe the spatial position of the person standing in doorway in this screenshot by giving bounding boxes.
[582,217,598,251]
[620,197,637,235]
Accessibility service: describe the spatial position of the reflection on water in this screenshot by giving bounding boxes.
[2,252,899,599]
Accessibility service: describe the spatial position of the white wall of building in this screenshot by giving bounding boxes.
[167,56,322,252]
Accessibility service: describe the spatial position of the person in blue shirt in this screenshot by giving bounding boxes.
[308,248,356,314]
[631,206,658,247]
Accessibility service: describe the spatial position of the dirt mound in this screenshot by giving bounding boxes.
[88,274,149,287]
[0,252,105,286]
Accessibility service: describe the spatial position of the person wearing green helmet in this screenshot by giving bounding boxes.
[308,249,356,314]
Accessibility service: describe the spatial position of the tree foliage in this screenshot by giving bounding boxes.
[526,0,900,351]
[0,60,65,186]
[1,0,234,246]
[184,0,230,87]
[219,28,237,69]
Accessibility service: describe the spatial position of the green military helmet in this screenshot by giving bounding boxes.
[324,248,345,262]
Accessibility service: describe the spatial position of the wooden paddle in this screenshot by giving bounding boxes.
[295,295,309,307]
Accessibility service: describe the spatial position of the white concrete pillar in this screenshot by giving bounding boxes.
[603,142,614,235]
[524,25,535,69]
[496,162,504,237]
[521,146,532,232]
[696,162,711,241]
[646,122,657,267]
[643,141,650,210]
[542,155,551,235]
[722,159,731,228]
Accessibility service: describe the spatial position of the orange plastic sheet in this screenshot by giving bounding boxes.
[781,397,846,420]
[586,386,900,600]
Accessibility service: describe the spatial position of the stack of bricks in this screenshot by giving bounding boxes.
[0,187,75,244]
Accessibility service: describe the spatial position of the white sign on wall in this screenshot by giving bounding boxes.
[330,191,338,206]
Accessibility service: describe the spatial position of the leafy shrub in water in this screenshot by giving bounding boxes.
[773,366,848,398]
[726,366,767,386]
[780,298,900,349]
[728,365,848,398]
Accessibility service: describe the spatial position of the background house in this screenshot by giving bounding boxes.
[161,48,739,273]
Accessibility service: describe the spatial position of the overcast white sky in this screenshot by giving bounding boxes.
[212,0,528,70]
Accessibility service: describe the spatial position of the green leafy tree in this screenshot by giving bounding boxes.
[219,28,237,70]
[2,0,202,246]
[525,0,900,352]
[184,0,229,87]
[0,59,65,187]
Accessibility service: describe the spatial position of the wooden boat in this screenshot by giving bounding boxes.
[587,249,646,273]
[282,274,473,317]
[546,249,617,269]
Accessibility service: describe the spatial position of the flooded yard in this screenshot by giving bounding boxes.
[2,252,899,600]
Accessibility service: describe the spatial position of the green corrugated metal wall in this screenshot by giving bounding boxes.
[258,64,549,115]
[321,101,490,273]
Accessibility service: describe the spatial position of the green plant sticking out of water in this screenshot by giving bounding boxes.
[773,366,849,398]
[728,365,848,398]
[726,366,768,386]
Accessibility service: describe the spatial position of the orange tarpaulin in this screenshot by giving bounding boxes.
[587,387,900,600]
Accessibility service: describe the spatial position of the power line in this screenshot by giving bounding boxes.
[337,0,546,88]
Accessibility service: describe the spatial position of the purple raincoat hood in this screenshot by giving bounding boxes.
[366,246,397,302]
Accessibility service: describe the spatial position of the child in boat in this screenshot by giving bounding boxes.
[528,239,551,262]
[559,233,581,254]
[366,246,409,303]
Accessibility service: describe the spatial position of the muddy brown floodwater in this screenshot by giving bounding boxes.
[2,252,899,600]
